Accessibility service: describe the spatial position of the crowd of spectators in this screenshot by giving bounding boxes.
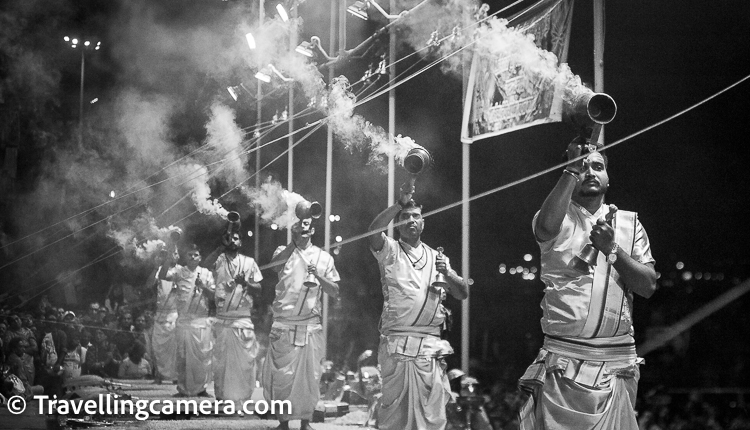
[2,269,749,429]
[1,295,154,402]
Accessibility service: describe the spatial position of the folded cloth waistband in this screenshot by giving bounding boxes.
[275,315,321,326]
[177,316,212,328]
[382,325,441,338]
[214,315,254,326]
[214,314,251,320]
[544,334,637,362]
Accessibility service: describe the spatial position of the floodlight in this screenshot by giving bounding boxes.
[347,1,368,20]
[295,41,314,57]
[268,64,293,82]
[255,68,271,83]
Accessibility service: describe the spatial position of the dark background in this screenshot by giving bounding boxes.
[1,0,749,405]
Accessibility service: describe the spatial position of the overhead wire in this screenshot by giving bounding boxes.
[0,0,514,254]
[257,72,750,270]
[11,1,745,301]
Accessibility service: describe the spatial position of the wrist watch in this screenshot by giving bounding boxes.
[607,243,619,264]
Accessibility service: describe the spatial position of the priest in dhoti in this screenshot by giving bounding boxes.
[368,181,469,430]
[262,212,340,430]
[159,243,216,397]
[150,281,178,382]
[148,249,179,383]
[518,139,656,429]
[203,231,263,407]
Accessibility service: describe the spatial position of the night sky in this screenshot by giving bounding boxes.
[1,0,749,372]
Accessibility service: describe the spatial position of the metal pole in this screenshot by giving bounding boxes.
[461,43,471,374]
[255,0,264,262]
[387,0,396,236]
[461,143,470,373]
[322,0,338,360]
[287,5,297,244]
[79,49,85,148]
[594,0,605,144]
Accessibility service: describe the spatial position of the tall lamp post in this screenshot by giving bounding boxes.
[63,36,101,147]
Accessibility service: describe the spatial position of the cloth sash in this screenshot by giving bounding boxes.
[275,315,321,347]
[220,283,249,314]
[518,347,641,430]
[186,287,210,318]
[381,325,443,358]
[383,325,442,337]
[579,210,637,339]
[411,284,444,328]
[292,283,321,318]
[544,335,637,363]
[214,313,254,324]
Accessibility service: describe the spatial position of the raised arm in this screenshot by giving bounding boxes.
[157,247,177,281]
[369,178,414,252]
[535,138,583,242]
[201,243,226,270]
[269,243,297,274]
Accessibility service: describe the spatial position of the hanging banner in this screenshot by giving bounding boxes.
[461,0,575,143]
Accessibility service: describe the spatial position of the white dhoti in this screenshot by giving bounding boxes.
[377,336,453,430]
[518,338,641,430]
[213,318,258,403]
[176,317,213,396]
[150,311,177,380]
[261,325,323,421]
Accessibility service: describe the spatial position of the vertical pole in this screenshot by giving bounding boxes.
[255,0,264,262]
[79,49,85,148]
[387,0,396,236]
[287,5,297,245]
[461,45,471,374]
[322,0,338,360]
[461,142,470,373]
[593,0,605,144]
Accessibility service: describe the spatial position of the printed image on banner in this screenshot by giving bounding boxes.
[461,0,575,143]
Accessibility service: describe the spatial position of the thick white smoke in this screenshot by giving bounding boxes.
[395,0,588,99]
[204,102,247,185]
[166,163,229,219]
[326,76,422,173]
[242,179,306,230]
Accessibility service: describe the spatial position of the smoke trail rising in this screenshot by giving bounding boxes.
[326,76,421,173]
[394,0,588,100]
[242,179,306,230]
[106,212,183,262]
[204,102,247,185]
[166,163,229,219]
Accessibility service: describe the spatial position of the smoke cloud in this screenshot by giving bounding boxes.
[204,102,247,186]
[1,0,595,297]
[326,76,421,173]
[243,179,306,229]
